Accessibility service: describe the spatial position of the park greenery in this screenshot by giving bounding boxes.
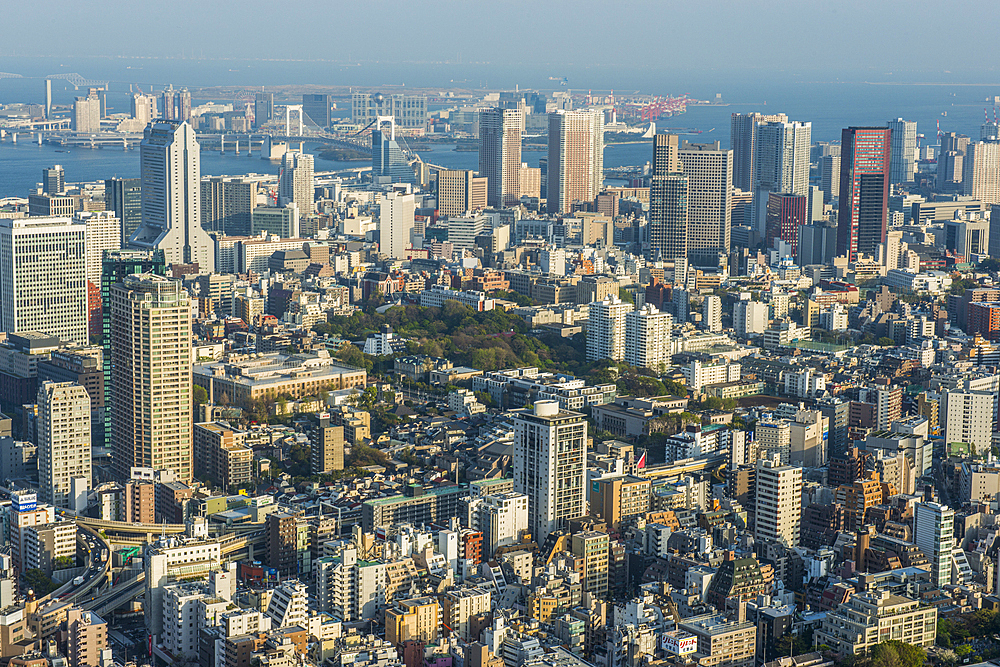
[315,301,695,404]
[842,641,926,667]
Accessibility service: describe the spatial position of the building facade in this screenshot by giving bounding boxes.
[512,401,587,544]
[129,121,215,270]
[111,275,193,482]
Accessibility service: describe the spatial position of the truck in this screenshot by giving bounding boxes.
[72,576,84,586]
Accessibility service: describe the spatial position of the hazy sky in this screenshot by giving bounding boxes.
[5,0,998,76]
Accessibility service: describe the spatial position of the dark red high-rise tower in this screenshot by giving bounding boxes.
[836,127,891,261]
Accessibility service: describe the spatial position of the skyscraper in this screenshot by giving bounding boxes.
[301,94,331,129]
[887,118,917,185]
[371,117,415,185]
[111,274,193,482]
[436,170,488,216]
[130,120,215,271]
[37,381,91,509]
[0,217,88,345]
[131,93,157,127]
[914,502,953,588]
[478,105,524,207]
[73,91,101,133]
[754,456,802,547]
[546,110,603,214]
[80,211,121,338]
[624,305,673,372]
[200,177,258,236]
[764,192,808,249]
[820,154,841,204]
[379,192,416,260]
[836,127,891,262]
[43,166,64,195]
[730,112,789,190]
[100,249,165,449]
[753,121,810,235]
[962,141,1000,205]
[586,294,631,362]
[254,92,273,128]
[938,132,970,189]
[680,141,734,261]
[104,178,142,245]
[648,134,688,260]
[79,211,122,291]
[278,151,315,214]
[159,86,191,122]
[512,401,587,544]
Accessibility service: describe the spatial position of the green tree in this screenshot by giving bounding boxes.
[662,379,687,397]
[337,344,366,368]
[619,288,634,305]
[193,385,209,406]
[52,555,74,570]
[864,640,926,667]
[980,258,1000,273]
[23,569,59,596]
[877,337,896,347]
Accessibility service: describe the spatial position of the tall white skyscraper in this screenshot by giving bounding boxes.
[38,381,92,509]
[279,150,315,214]
[0,216,88,345]
[754,456,802,547]
[512,401,587,544]
[963,141,1000,205]
[479,105,524,207]
[130,120,215,271]
[730,112,789,191]
[888,118,917,185]
[624,304,673,372]
[914,501,954,588]
[586,294,631,362]
[79,211,122,288]
[111,274,193,482]
[131,93,157,127]
[379,192,416,260]
[547,110,604,214]
[679,141,733,261]
[753,120,811,235]
[73,93,101,134]
[702,295,722,333]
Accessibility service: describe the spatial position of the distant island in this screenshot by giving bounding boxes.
[317,145,369,161]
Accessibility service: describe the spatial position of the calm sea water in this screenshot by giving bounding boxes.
[3,57,999,197]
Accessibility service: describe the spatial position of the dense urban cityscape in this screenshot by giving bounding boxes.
[2,34,1000,667]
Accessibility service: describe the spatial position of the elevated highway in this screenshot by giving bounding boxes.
[39,524,112,606]
[80,573,145,616]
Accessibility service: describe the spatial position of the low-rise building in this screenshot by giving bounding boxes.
[194,422,253,492]
[193,350,366,410]
[815,590,936,654]
[679,613,757,667]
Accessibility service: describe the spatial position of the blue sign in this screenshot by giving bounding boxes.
[12,492,36,513]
